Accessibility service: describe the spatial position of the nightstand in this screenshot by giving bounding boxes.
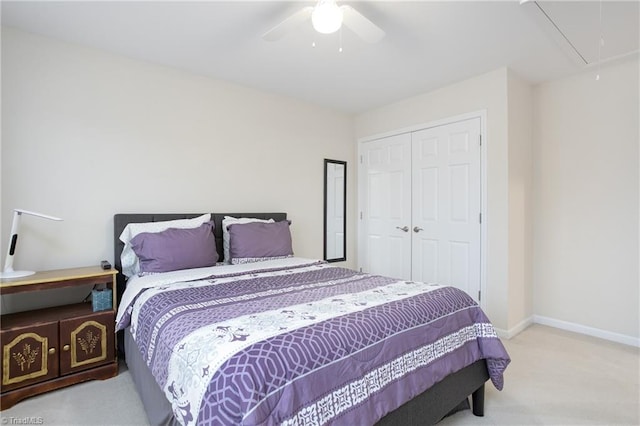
[0,266,118,409]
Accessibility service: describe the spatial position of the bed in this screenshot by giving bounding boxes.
[113,213,510,426]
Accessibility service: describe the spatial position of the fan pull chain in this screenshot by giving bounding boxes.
[596,0,603,81]
[339,26,343,53]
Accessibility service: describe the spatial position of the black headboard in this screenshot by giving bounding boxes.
[113,213,287,302]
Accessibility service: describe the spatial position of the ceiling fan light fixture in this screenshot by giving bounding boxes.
[312,0,343,34]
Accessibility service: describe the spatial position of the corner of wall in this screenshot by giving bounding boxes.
[506,69,534,330]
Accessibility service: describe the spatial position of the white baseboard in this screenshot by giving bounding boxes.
[493,315,639,347]
[533,315,640,347]
[494,316,534,339]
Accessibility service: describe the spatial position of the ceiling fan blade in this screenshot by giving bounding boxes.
[262,6,314,41]
[341,5,385,43]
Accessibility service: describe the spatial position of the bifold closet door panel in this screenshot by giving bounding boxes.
[361,133,412,280]
[411,118,481,299]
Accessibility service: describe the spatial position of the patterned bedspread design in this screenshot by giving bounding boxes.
[122,262,510,426]
[130,265,395,387]
[198,285,504,425]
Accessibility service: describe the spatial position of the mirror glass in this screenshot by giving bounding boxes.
[324,159,347,263]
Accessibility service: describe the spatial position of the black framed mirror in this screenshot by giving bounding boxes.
[324,159,347,263]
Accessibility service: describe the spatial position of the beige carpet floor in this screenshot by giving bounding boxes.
[1,324,638,425]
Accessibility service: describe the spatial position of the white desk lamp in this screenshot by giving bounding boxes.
[1,209,63,279]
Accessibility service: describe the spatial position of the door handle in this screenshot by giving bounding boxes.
[413,226,423,233]
[396,226,409,232]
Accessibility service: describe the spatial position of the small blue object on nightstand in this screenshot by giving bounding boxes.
[92,288,112,312]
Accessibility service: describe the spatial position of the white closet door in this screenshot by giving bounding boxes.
[361,133,412,280]
[411,118,481,300]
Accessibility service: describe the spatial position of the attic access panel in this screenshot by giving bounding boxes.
[524,1,639,66]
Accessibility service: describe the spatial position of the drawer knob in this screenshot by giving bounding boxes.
[63,344,70,351]
[48,347,56,355]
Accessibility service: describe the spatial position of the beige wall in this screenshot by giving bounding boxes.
[355,68,512,331]
[532,57,639,340]
[1,27,355,312]
[3,26,636,343]
[507,70,534,329]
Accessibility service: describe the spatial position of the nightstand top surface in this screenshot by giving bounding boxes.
[0,266,116,288]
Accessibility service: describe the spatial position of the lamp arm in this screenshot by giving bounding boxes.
[15,209,63,221]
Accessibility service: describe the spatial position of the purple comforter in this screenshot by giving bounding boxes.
[118,261,510,426]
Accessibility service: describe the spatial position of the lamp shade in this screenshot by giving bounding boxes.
[312,0,343,34]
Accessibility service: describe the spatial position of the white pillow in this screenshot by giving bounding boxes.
[119,214,211,277]
[222,216,274,264]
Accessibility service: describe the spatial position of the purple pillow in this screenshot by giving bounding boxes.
[228,220,293,264]
[130,221,218,274]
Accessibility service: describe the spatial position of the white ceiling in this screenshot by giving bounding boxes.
[2,1,638,113]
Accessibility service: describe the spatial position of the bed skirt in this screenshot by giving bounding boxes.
[125,327,178,426]
[124,328,488,426]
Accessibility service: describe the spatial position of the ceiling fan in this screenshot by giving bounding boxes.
[262,0,385,44]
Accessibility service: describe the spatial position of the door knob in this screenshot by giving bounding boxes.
[413,226,423,233]
[63,344,70,351]
[396,226,409,232]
